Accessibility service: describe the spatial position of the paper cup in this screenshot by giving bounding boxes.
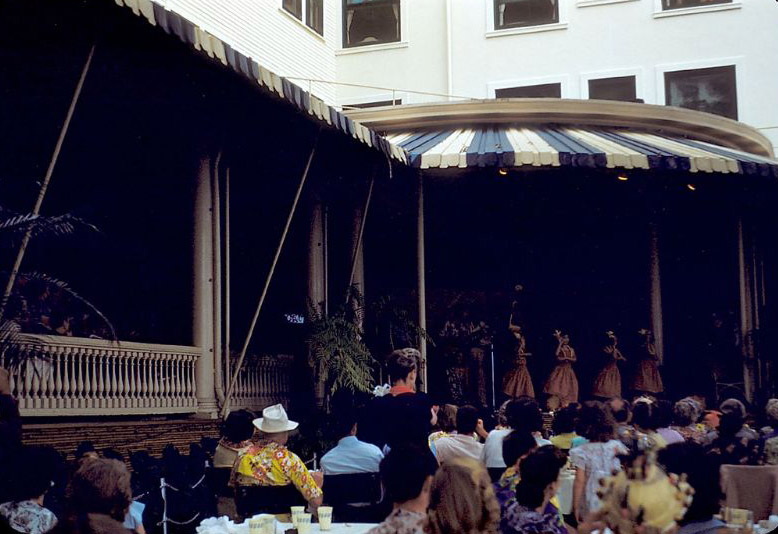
[318,506,333,530]
[290,506,306,527]
[257,514,275,534]
[297,513,312,534]
[247,517,262,534]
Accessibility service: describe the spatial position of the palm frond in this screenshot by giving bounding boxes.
[0,208,99,241]
[0,319,44,371]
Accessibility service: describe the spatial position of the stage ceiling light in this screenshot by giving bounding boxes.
[498,167,508,176]
[617,173,629,181]
[687,183,696,191]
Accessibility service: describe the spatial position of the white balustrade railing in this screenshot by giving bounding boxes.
[3,336,201,416]
[229,354,293,411]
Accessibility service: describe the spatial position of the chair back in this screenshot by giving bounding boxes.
[323,472,385,522]
[235,485,307,517]
[207,467,233,498]
[720,465,778,521]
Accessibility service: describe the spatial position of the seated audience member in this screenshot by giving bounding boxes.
[501,446,568,534]
[659,443,724,534]
[482,398,550,475]
[428,404,457,457]
[630,399,667,451]
[214,410,255,469]
[55,458,134,534]
[493,431,538,513]
[706,400,759,465]
[0,447,58,534]
[434,405,484,464]
[426,458,500,534]
[570,401,627,521]
[367,445,437,534]
[671,398,707,444]
[74,442,99,467]
[232,404,323,512]
[98,450,146,534]
[655,400,684,445]
[550,405,579,451]
[363,349,435,451]
[607,397,632,447]
[761,398,778,464]
[705,399,758,444]
[0,370,22,504]
[321,407,384,475]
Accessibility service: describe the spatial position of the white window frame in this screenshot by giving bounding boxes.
[279,0,326,40]
[580,68,645,102]
[655,57,742,119]
[336,0,409,54]
[652,0,741,18]
[485,0,568,38]
[488,75,572,99]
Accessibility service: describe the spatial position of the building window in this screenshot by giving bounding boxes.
[496,83,562,98]
[283,0,324,35]
[345,99,402,109]
[588,76,637,102]
[661,0,730,10]
[494,0,559,30]
[664,65,737,120]
[343,0,401,48]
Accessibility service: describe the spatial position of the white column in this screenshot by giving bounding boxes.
[307,199,326,315]
[737,218,757,403]
[193,155,218,417]
[417,173,428,392]
[649,222,665,364]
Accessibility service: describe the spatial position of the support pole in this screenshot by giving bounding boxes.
[738,218,756,403]
[0,43,96,321]
[222,131,320,417]
[224,166,232,396]
[649,222,665,364]
[347,170,375,295]
[307,200,326,315]
[212,151,225,407]
[417,172,428,392]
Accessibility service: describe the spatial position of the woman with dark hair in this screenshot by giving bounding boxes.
[569,402,627,521]
[55,458,134,534]
[707,400,759,465]
[0,447,58,534]
[631,400,667,451]
[214,410,255,469]
[501,446,568,534]
[655,400,684,446]
[428,404,458,455]
[550,405,579,451]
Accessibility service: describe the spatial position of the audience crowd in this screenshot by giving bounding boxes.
[4,348,778,534]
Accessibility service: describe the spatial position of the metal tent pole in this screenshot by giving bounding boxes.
[347,169,376,292]
[221,130,320,417]
[417,172,428,392]
[0,43,96,321]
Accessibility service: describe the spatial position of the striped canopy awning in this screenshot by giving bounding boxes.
[113,0,397,160]
[386,126,778,177]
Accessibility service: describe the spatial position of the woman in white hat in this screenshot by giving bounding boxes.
[231,404,323,512]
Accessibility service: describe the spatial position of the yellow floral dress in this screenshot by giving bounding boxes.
[232,441,323,501]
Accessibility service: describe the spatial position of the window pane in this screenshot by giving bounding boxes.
[495,0,558,30]
[495,83,562,98]
[283,0,303,20]
[343,0,401,47]
[664,66,737,120]
[307,0,324,35]
[588,76,637,102]
[662,0,730,10]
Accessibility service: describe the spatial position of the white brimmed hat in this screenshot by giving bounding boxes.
[253,403,299,433]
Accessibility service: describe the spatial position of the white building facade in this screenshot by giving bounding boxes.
[159,0,778,154]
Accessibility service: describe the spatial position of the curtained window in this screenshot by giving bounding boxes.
[661,0,730,10]
[494,0,558,30]
[588,76,637,102]
[665,66,737,120]
[343,0,401,48]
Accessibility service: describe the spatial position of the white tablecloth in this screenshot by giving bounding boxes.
[275,523,375,534]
